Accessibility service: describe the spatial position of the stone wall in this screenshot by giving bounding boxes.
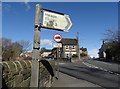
[1,59,55,88]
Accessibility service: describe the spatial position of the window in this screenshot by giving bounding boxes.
[66,54,68,58]
[66,46,69,49]
[72,46,75,49]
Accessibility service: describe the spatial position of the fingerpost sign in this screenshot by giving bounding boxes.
[42,9,72,32]
[31,4,72,87]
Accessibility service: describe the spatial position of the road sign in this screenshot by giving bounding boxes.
[53,43,62,48]
[53,33,62,43]
[42,9,72,32]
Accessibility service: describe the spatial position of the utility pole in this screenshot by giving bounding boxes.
[77,32,80,60]
[57,47,59,78]
[30,4,41,88]
[56,46,60,79]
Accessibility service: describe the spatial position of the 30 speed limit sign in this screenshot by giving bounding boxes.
[53,33,62,43]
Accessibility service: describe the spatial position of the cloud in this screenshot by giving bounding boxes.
[88,48,99,58]
[24,0,31,11]
[3,4,11,11]
[41,39,53,47]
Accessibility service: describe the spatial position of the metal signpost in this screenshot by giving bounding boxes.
[53,34,62,78]
[53,33,62,43]
[53,43,62,48]
[30,4,72,88]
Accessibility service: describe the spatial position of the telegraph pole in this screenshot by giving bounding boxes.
[77,32,80,60]
[30,4,41,88]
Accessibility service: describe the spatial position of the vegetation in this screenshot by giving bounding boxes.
[72,54,78,58]
[18,40,31,52]
[80,53,87,57]
[103,29,120,61]
[40,47,47,54]
[1,38,31,61]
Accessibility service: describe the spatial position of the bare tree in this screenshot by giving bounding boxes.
[103,29,120,42]
[1,38,23,61]
[1,38,12,55]
[10,42,23,61]
[18,40,32,52]
[102,29,120,61]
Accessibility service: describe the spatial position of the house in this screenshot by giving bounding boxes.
[98,41,113,60]
[41,49,52,57]
[52,33,80,60]
[20,52,32,57]
[80,47,88,58]
[20,52,32,60]
[61,38,79,58]
[98,41,107,58]
[52,37,80,58]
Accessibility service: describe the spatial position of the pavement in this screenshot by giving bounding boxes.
[52,72,102,87]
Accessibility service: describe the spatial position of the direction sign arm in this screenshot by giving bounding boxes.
[64,15,72,32]
[42,8,65,15]
[41,25,64,32]
[41,9,72,32]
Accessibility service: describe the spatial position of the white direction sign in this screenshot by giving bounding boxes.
[42,10,72,32]
[53,43,62,48]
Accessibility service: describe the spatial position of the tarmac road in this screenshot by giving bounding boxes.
[58,60,120,89]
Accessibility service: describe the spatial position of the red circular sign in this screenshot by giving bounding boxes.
[53,33,62,43]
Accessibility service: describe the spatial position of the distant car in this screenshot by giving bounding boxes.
[23,56,32,60]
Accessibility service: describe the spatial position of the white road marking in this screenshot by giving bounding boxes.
[59,63,66,65]
[96,61,112,65]
[82,62,120,76]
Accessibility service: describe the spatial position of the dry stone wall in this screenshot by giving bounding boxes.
[1,59,55,88]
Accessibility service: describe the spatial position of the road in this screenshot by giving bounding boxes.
[58,59,120,89]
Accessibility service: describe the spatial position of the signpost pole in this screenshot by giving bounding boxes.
[55,47,59,79]
[57,46,61,78]
[30,4,41,88]
[53,34,62,79]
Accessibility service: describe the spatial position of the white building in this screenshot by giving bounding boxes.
[41,50,52,57]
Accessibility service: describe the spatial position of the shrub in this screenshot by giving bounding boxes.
[72,54,78,58]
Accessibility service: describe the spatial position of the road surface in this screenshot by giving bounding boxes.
[58,59,120,89]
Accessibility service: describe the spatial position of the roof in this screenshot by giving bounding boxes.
[80,47,87,51]
[52,48,57,51]
[62,38,78,45]
[44,50,52,52]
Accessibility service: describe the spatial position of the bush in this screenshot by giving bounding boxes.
[80,53,87,57]
[72,54,78,58]
[106,41,120,61]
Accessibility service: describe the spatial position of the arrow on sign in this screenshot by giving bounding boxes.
[42,9,72,32]
[64,15,72,32]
